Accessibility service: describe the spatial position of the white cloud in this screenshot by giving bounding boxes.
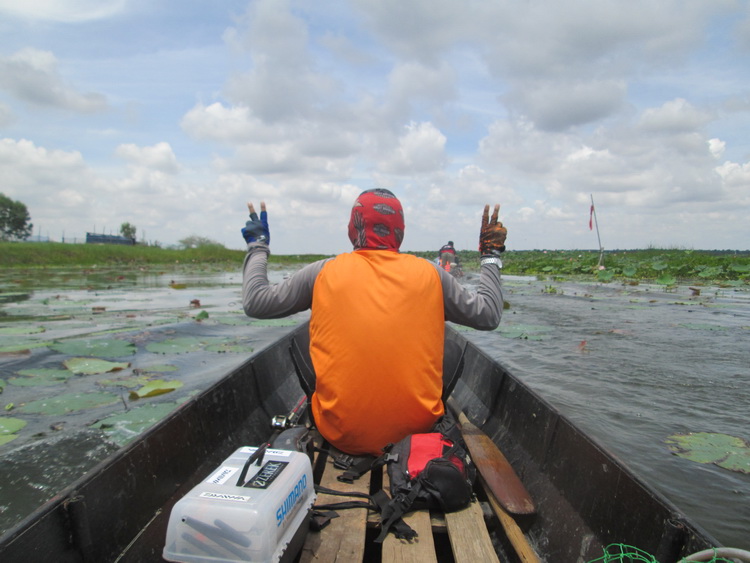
[115,142,179,174]
[0,0,748,252]
[0,0,128,23]
[0,49,108,112]
[381,122,447,174]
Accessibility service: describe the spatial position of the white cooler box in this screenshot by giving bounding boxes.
[163,446,316,563]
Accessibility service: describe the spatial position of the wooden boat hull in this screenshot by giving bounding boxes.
[0,322,718,562]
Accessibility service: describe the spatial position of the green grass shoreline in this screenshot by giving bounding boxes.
[1,242,749,285]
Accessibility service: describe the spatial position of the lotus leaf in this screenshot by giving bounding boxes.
[19,392,120,415]
[9,369,73,387]
[622,266,637,277]
[129,379,183,399]
[146,337,207,354]
[656,274,676,286]
[97,375,152,389]
[214,316,251,326]
[91,403,178,446]
[64,357,131,375]
[138,364,179,372]
[0,326,45,335]
[666,432,750,474]
[205,342,255,354]
[250,319,298,327]
[51,338,135,357]
[194,310,209,321]
[698,266,723,278]
[597,269,615,282]
[679,323,728,331]
[0,417,26,435]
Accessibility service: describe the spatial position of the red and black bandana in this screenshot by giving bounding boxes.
[347,189,405,251]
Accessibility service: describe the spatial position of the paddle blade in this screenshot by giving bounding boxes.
[457,411,536,516]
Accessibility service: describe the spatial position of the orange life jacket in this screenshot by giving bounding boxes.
[309,250,445,455]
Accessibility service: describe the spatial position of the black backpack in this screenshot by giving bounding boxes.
[374,412,476,542]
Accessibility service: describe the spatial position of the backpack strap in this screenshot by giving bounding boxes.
[374,484,422,543]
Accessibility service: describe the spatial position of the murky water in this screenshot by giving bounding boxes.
[0,267,748,549]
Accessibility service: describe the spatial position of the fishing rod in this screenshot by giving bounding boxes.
[235,394,309,487]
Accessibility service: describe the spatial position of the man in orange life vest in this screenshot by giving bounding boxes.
[242,189,506,456]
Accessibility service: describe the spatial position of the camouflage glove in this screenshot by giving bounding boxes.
[242,201,270,244]
[479,204,506,256]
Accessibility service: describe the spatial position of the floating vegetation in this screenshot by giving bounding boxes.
[0,417,27,446]
[129,379,183,400]
[8,368,73,387]
[679,323,729,331]
[63,358,131,375]
[205,342,254,354]
[249,318,299,327]
[146,336,211,354]
[91,402,178,446]
[50,338,135,357]
[97,375,152,389]
[666,432,750,474]
[146,336,254,354]
[213,316,252,326]
[0,326,45,335]
[19,392,121,416]
[656,274,677,286]
[495,323,548,340]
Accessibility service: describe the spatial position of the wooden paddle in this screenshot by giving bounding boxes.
[446,397,535,516]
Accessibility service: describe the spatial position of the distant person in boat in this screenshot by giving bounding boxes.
[241,189,506,456]
[438,240,458,271]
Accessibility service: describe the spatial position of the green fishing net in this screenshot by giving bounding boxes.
[587,544,738,563]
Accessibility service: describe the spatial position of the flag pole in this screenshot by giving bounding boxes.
[590,194,604,267]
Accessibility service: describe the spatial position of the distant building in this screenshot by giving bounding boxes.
[86,233,136,245]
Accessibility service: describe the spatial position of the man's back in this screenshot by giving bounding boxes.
[309,250,445,455]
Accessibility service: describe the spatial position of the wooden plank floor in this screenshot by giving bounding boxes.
[300,451,502,562]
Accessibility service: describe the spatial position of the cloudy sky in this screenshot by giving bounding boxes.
[1,0,749,254]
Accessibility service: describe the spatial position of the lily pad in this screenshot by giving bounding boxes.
[97,375,152,389]
[250,318,299,327]
[0,417,26,445]
[204,342,255,354]
[64,357,131,375]
[134,364,179,373]
[193,310,209,321]
[9,368,73,387]
[214,316,252,326]
[19,392,120,415]
[495,324,548,341]
[0,326,45,335]
[129,379,183,399]
[51,338,135,357]
[679,323,728,331]
[666,432,750,474]
[91,402,177,446]
[0,417,26,435]
[146,337,207,354]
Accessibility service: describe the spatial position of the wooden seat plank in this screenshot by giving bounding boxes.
[299,453,370,562]
[445,501,500,563]
[381,510,437,563]
[381,468,438,563]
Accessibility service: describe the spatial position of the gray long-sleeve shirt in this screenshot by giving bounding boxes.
[242,244,504,330]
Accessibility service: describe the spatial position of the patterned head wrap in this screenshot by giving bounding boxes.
[348,189,405,251]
